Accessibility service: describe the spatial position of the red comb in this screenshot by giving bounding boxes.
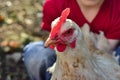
[59,8,70,23]
[50,8,70,39]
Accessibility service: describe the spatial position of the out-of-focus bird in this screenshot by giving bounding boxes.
[44,8,120,80]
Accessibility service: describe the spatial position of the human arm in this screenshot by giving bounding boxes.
[107,39,120,51]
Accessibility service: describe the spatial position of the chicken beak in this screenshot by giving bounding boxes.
[44,38,56,48]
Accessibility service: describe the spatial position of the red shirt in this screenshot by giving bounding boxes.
[41,0,120,39]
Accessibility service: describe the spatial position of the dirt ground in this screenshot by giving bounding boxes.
[0,0,47,79]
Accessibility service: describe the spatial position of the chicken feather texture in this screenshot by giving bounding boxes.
[45,18,120,80]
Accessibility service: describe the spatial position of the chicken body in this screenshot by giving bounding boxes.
[45,9,120,80]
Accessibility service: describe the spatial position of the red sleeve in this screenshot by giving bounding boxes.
[41,0,61,32]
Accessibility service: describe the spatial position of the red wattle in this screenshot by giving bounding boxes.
[56,43,66,52]
[50,45,55,49]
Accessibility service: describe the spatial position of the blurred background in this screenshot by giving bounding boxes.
[0,0,47,80]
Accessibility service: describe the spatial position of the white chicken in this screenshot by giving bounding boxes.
[44,8,120,80]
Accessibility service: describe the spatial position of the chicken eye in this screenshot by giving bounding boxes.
[62,28,74,36]
[66,29,73,34]
[66,29,71,34]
